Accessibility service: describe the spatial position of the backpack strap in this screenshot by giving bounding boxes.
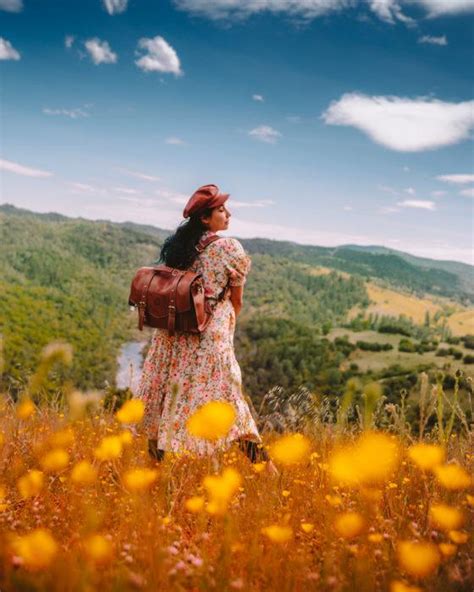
[195,233,222,253]
[167,269,186,336]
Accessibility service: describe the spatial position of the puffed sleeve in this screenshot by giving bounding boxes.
[222,238,252,287]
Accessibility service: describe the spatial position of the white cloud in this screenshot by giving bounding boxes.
[460,187,474,198]
[379,206,400,214]
[84,38,117,65]
[173,0,352,21]
[102,0,128,15]
[165,136,187,145]
[322,93,474,152]
[173,0,474,23]
[155,189,189,204]
[436,174,474,184]
[0,158,52,177]
[431,190,446,197]
[70,182,107,196]
[0,37,20,60]
[403,166,410,172]
[119,168,160,182]
[231,199,275,208]
[135,36,182,75]
[378,184,399,195]
[343,205,353,211]
[367,0,474,23]
[413,0,474,18]
[252,94,264,102]
[43,107,90,119]
[249,125,281,144]
[0,0,22,12]
[397,199,436,210]
[226,215,371,246]
[405,187,416,195]
[369,0,414,24]
[418,34,447,46]
[65,35,75,49]
[113,187,140,195]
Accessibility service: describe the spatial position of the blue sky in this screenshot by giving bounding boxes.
[1,0,473,264]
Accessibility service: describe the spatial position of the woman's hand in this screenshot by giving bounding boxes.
[226,265,245,285]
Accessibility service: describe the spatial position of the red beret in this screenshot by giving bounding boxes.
[183,184,229,219]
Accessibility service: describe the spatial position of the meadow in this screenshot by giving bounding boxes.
[0,344,472,592]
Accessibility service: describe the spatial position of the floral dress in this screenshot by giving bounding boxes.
[135,231,261,455]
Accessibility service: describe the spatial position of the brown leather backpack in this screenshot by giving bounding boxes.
[128,234,227,336]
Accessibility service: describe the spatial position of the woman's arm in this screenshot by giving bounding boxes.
[229,284,244,317]
[227,266,245,316]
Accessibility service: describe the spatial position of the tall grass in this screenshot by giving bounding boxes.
[0,343,472,591]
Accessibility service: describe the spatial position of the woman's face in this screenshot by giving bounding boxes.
[201,204,231,232]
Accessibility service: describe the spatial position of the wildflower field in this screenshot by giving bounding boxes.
[0,345,472,592]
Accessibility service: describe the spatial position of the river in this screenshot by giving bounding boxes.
[116,341,147,393]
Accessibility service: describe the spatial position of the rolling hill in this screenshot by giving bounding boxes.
[1,203,472,401]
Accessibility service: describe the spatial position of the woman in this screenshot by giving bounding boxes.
[136,184,273,469]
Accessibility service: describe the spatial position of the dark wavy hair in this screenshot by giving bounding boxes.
[158,208,213,269]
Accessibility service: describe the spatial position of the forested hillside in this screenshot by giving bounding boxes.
[1,204,472,402]
[0,207,161,391]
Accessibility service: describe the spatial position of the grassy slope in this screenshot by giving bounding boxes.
[328,327,474,376]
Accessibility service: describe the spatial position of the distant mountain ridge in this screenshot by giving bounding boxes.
[342,244,474,293]
[1,203,473,303]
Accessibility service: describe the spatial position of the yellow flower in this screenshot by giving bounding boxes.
[329,432,400,487]
[123,468,158,492]
[186,401,236,440]
[70,460,98,485]
[325,494,343,507]
[448,530,469,544]
[253,462,266,473]
[83,534,113,564]
[11,529,58,570]
[334,512,365,539]
[49,426,75,448]
[282,489,290,497]
[434,464,471,490]
[301,523,314,533]
[115,399,144,424]
[40,448,70,473]
[269,433,311,466]
[368,533,384,543]
[185,496,205,513]
[94,435,123,461]
[17,470,44,499]
[390,581,422,592]
[119,429,134,446]
[261,525,293,543]
[0,432,4,447]
[407,443,445,471]
[466,494,474,507]
[429,504,464,531]
[397,540,440,578]
[16,399,35,420]
[203,467,242,515]
[439,543,457,557]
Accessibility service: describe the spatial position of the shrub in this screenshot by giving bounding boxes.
[356,341,393,352]
[399,339,416,353]
[461,335,474,350]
